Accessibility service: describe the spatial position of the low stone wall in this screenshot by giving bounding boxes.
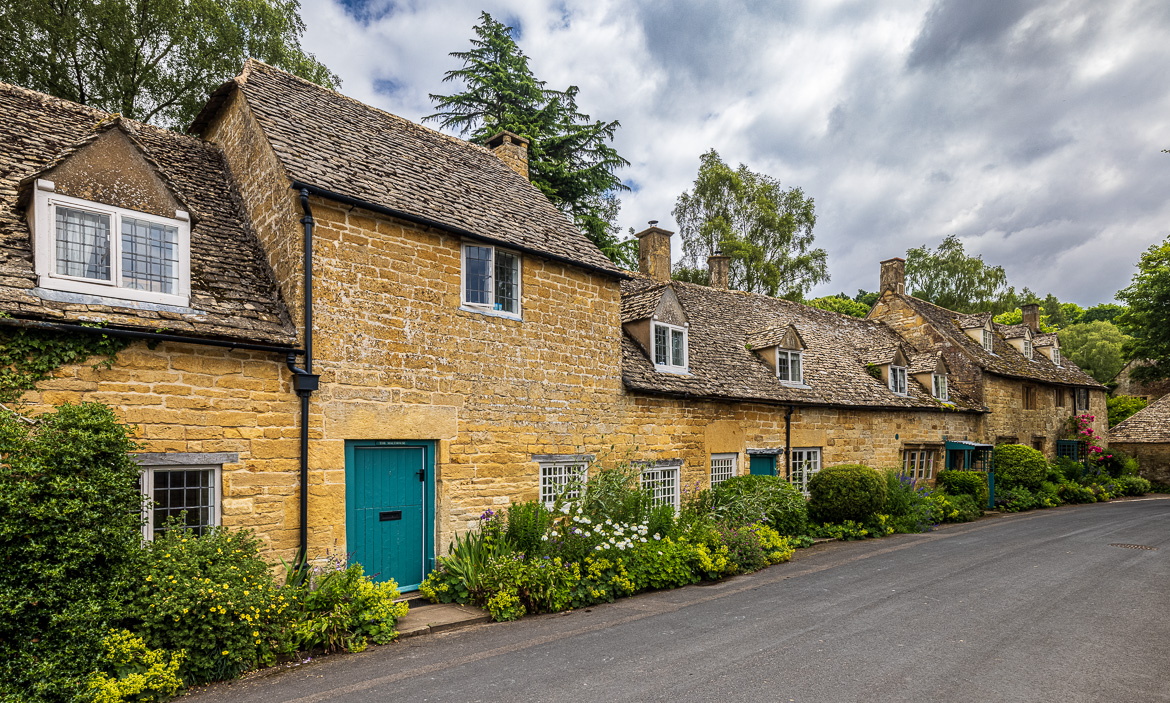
[1108,442,1170,484]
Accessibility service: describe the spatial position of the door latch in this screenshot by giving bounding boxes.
[417,468,426,482]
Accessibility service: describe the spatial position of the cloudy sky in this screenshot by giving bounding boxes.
[298,0,1170,305]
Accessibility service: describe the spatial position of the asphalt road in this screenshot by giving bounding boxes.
[191,497,1170,703]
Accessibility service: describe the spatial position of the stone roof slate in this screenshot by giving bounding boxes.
[1108,394,1170,443]
[0,82,296,345]
[197,60,622,277]
[956,312,991,329]
[997,323,1030,340]
[897,294,1101,389]
[620,278,981,411]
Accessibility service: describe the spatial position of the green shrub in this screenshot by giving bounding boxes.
[1035,481,1062,507]
[579,462,653,525]
[807,464,886,524]
[928,491,983,523]
[936,469,989,508]
[122,524,293,685]
[504,501,553,556]
[1053,456,1085,482]
[481,553,575,621]
[567,556,637,608]
[993,444,1048,490]
[1117,475,1152,496]
[715,522,769,573]
[84,629,185,703]
[1150,481,1170,493]
[1097,450,1139,478]
[627,537,705,591]
[709,474,809,536]
[0,403,143,702]
[287,560,408,654]
[810,520,874,540]
[420,512,511,605]
[996,486,1038,512]
[1058,482,1097,504]
[1108,394,1147,427]
[882,471,935,533]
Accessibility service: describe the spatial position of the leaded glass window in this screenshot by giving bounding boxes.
[122,217,178,293]
[56,206,111,281]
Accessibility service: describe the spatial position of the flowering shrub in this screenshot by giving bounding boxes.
[287,557,408,654]
[810,520,872,540]
[85,630,185,703]
[1116,475,1151,496]
[122,525,293,685]
[708,475,809,536]
[1068,414,1105,459]
[996,486,1038,512]
[481,554,575,621]
[927,492,982,523]
[568,556,637,608]
[883,471,936,533]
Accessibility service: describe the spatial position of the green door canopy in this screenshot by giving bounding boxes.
[944,440,996,509]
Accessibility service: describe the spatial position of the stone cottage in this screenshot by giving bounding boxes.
[1107,394,1170,484]
[0,61,1108,589]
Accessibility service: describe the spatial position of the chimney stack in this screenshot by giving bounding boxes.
[486,131,529,180]
[708,251,730,289]
[880,257,905,295]
[1022,303,1040,334]
[635,221,673,282]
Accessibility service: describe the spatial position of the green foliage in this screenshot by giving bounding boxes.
[673,149,825,298]
[287,559,408,655]
[1084,303,1127,325]
[855,289,880,307]
[811,520,877,540]
[936,469,989,507]
[808,294,872,318]
[1117,239,1170,384]
[714,522,769,573]
[425,12,630,264]
[1035,481,1062,508]
[84,629,185,703]
[567,556,637,609]
[1116,475,1151,497]
[1108,395,1148,427]
[505,501,554,557]
[905,235,1010,314]
[122,524,292,685]
[995,486,1038,512]
[1057,481,1097,504]
[882,471,935,533]
[928,492,983,522]
[1058,302,1086,327]
[807,464,887,524]
[0,326,130,404]
[993,307,1056,333]
[1096,449,1139,478]
[420,512,511,605]
[1058,321,1130,383]
[481,554,575,621]
[0,403,143,702]
[0,0,338,129]
[578,461,653,525]
[708,474,809,536]
[993,444,1048,490]
[1053,456,1085,482]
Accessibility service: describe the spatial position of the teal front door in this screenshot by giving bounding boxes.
[345,441,434,590]
[749,454,777,476]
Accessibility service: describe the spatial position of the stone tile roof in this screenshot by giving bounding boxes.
[0,82,296,345]
[620,278,981,411]
[956,312,991,329]
[196,60,622,277]
[621,282,668,321]
[997,323,1030,340]
[897,294,1102,389]
[1108,394,1170,443]
[1034,333,1058,347]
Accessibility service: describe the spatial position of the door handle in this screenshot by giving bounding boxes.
[418,468,426,482]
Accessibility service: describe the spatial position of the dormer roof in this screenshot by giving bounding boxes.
[956,312,993,330]
[997,323,1032,341]
[1034,333,1059,348]
[745,323,806,352]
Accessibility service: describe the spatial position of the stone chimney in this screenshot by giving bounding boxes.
[708,251,730,289]
[1022,303,1040,334]
[880,257,905,295]
[635,221,673,282]
[486,131,529,180]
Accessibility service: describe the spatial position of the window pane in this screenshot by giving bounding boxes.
[122,217,178,294]
[494,250,519,313]
[464,245,492,305]
[151,468,215,536]
[654,325,668,365]
[671,329,685,367]
[541,462,586,506]
[641,467,678,508]
[777,353,790,381]
[710,455,735,486]
[792,353,802,383]
[56,206,110,280]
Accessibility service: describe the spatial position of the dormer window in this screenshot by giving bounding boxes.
[1053,347,1061,366]
[982,329,993,351]
[1023,339,1033,360]
[777,350,803,384]
[653,322,687,373]
[889,365,908,395]
[932,373,948,401]
[31,182,190,306]
[462,243,521,318]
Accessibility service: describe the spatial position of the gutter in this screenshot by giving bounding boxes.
[287,189,320,575]
[0,316,302,355]
[289,181,631,281]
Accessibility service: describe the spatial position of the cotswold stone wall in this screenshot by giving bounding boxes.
[1108,442,1170,484]
[23,343,300,557]
[982,375,1108,456]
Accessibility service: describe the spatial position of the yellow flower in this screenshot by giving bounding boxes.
[222,650,229,656]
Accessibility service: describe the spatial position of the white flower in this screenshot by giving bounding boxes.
[640,537,647,543]
[560,504,571,514]
[605,518,612,525]
[551,531,558,537]
[585,531,592,537]
[658,551,664,555]
[541,535,549,541]
[595,545,603,551]
[653,533,661,540]
[618,543,626,550]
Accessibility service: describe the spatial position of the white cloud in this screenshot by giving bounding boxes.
[298,0,1170,305]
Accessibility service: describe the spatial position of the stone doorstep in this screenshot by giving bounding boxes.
[396,602,492,639]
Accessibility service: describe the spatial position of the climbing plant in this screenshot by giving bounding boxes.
[0,324,129,404]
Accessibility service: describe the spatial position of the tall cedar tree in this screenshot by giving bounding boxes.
[426,13,633,267]
[1117,238,1170,383]
[0,0,338,130]
[673,149,825,298]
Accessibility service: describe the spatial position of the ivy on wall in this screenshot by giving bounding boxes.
[0,324,130,404]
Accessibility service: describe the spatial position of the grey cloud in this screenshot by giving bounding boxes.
[907,0,1041,68]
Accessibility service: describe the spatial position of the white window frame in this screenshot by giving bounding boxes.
[889,365,908,396]
[641,464,680,510]
[932,373,948,401]
[30,181,191,306]
[538,459,588,507]
[982,329,993,351]
[710,453,737,487]
[1023,339,1033,360]
[902,448,936,481]
[652,321,688,374]
[139,464,222,540]
[777,350,803,384]
[1052,347,1061,366]
[460,241,522,319]
[788,448,821,497]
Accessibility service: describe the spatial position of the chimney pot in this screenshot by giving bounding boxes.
[635,222,673,282]
[880,257,905,295]
[1022,303,1041,334]
[708,252,730,289]
[486,130,530,180]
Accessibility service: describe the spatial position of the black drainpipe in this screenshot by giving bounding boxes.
[287,188,319,574]
[785,405,794,480]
